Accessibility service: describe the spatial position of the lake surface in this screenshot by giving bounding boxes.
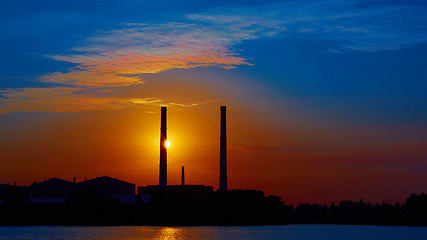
[0,225,426,240]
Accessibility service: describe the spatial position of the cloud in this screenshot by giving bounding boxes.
[190,0,427,52]
[42,21,277,87]
[39,71,142,87]
[0,86,220,114]
[2,19,279,112]
[44,0,424,88]
[0,87,164,114]
[2,0,427,113]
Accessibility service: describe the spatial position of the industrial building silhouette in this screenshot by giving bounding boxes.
[137,106,226,203]
[1,107,426,226]
[27,176,135,204]
[0,106,228,205]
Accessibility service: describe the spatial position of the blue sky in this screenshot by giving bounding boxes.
[2,0,427,112]
[1,0,427,203]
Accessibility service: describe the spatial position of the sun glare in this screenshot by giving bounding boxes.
[166,140,170,148]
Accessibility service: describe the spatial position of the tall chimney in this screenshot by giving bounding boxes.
[219,106,228,191]
[181,166,185,186]
[159,107,167,190]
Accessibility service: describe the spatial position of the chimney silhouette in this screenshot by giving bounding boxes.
[159,107,167,190]
[181,166,185,186]
[219,106,228,191]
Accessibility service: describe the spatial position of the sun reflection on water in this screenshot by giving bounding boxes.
[153,227,182,240]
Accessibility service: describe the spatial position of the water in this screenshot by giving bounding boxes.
[0,225,426,240]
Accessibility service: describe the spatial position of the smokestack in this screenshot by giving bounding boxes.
[73,177,76,184]
[181,166,185,186]
[219,106,228,191]
[159,107,167,190]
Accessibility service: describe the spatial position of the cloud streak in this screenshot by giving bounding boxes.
[2,0,427,113]
[0,87,164,114]
[41,0,427,88]
[0,86,219,114]
[42,22,277,87]
[0,12,283,113]
[191,0,427,52]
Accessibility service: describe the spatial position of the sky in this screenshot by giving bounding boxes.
[1,0,427,204]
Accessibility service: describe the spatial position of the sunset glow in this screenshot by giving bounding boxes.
[1,0,427,205]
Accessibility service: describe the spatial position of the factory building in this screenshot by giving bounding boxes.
[137,106,230,203]
[0,184,11,203]
[79,176,135,204]
[138,185,213,203]
[22,176,135,204]
[154,106,227,193]
[1,105,229,205]
[138,163,214,203]
[29,177,74,203]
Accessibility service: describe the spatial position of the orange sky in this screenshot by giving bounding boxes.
[1,74,426,204]
[2,0,427,204]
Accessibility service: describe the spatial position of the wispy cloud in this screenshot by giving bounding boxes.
[42,21,278,87]
[0,87,217,114]
[0,86,221,114]
[0,87,164,114]
[191,0,427,52]
[0,12,283,113]
[2,0,427,113]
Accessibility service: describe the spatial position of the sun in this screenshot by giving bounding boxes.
[166,140,170,148]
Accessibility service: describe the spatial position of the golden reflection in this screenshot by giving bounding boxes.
[153,227,182,240]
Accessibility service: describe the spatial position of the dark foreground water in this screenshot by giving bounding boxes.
[0,225,426,240]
